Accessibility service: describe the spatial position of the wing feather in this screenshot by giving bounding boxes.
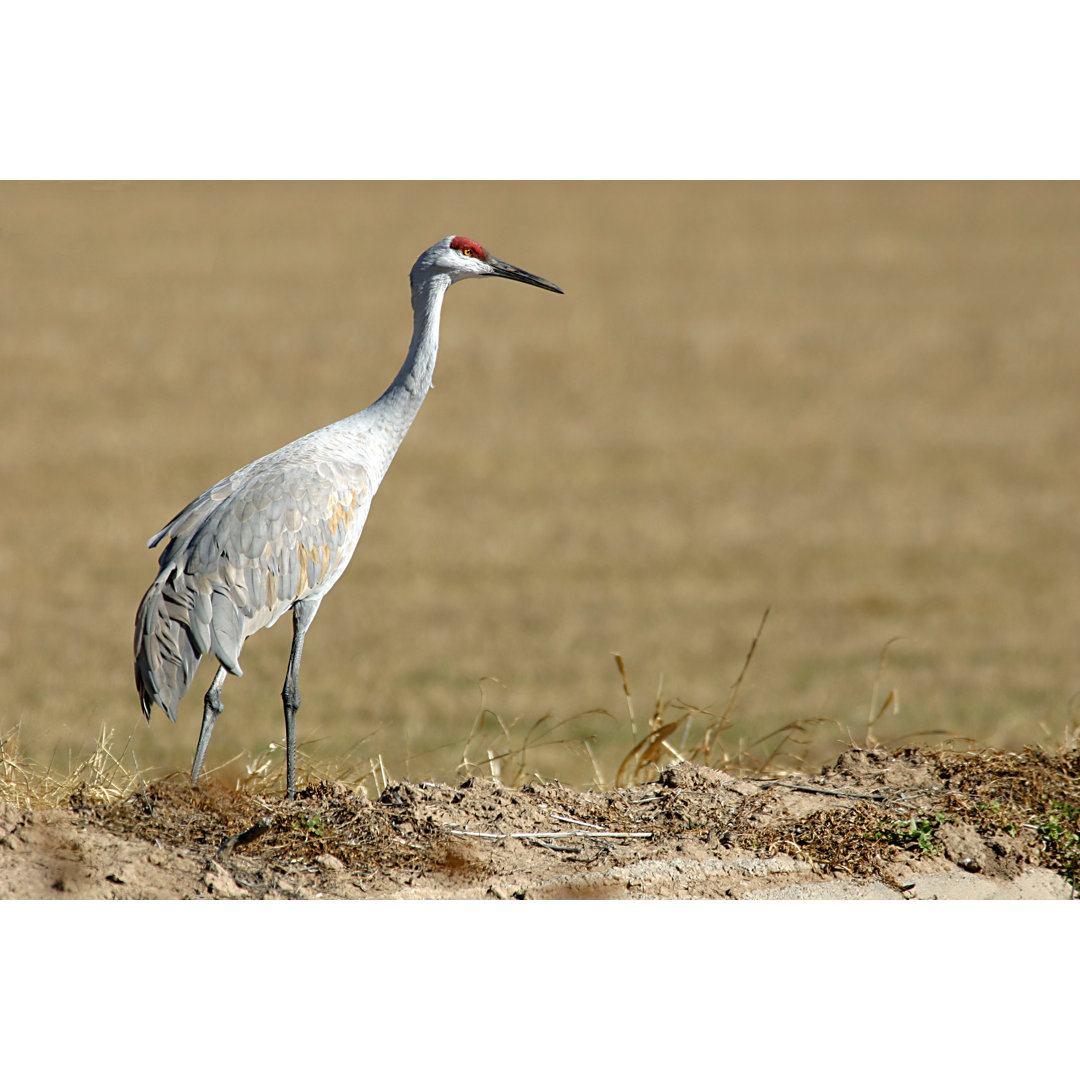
[135,444,373,721]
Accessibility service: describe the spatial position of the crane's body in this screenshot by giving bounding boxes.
[134,236,561,798]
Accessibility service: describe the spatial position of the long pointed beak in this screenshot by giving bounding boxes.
[487,255,563,294]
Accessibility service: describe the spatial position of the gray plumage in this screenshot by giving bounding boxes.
[134,235,562,798]
[135,445,372,718]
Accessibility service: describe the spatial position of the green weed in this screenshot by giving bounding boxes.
[870,813,948,855]
[293,813,325,836]
[1034,801,1080,889]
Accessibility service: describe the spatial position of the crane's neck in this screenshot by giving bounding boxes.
[354,272,451,481]
[393,272,449,401]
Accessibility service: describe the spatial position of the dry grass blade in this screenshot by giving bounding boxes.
[613,653,636,738]
[752,717,838,776]
[457,698,612,786]
[583,738,606,788]
[615,718,688,789]
[872,687,900,726]
[883,728,956,749]
[610,654,721,785]
[459,677,512,776]
[702,607,769,765]
[867,637,906,745]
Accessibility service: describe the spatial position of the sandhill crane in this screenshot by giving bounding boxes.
[134,235,562,799]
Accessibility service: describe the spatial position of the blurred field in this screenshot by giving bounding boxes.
[1,182,1078,789]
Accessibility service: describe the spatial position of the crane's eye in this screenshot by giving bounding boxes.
[450,237,486,260]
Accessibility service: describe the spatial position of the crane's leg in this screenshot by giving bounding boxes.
[282,597,322,800]
[191,664,228,786]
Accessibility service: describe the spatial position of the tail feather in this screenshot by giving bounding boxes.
[209,591,245,675]
[134,567,216,723]
[187,591,213,656]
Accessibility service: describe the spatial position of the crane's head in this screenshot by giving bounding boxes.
[411,235,563,294]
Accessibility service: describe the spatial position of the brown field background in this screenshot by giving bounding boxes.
[1,182,1078,789]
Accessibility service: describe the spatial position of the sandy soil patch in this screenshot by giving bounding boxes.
[2,746,1075,900]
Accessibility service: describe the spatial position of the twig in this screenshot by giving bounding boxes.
[550,813,605,830]
[761,780,889,802]
[447,828,652,840]
[217,816,274,857]
[527,838,582,853]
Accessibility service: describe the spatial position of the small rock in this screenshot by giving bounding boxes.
[1,801,25,833]
[315,853,346,872]
[659,763,733,790]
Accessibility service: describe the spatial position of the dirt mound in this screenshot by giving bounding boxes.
[2,747,1076,899]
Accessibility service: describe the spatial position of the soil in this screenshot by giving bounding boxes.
[2,746,1076,900]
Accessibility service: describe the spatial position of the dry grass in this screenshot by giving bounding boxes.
[746,743,1080,891]
[2,182,1079,787]
[0,721,144,810]
[5,718,1078,894]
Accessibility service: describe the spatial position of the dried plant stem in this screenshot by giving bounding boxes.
[447,828,652,840]
[613,653,636,738]
[867,637,905,745]
[550,813,605,830]
[702,606,769,765]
